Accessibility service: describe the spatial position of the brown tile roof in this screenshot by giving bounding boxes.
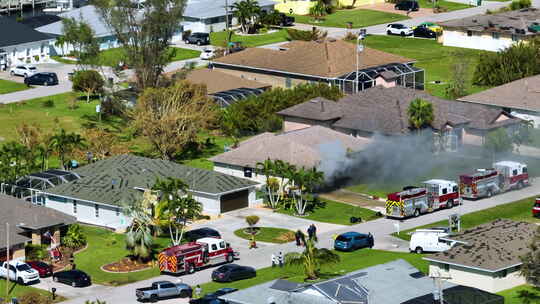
[459,75,540,112]
[210,125,370,168]
[277,97,343,121]
[212,39,414,78]
[440,8,540,36]
[185,68,269,95]
[279,86,521,135]
[424,219,537,272]
[0,194,77,248]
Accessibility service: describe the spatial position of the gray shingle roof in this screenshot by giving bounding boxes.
[277,97,343,121]
[279,86,522,136]
[37,5,112,37]
[185,0,277,19]
[0,17,55,47]
[424,219,537,272]
[45,154,257,206]
[0,194,76,248]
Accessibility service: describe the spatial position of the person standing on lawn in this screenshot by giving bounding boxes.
[295,230,302,246]
[271,253,277,267]
[195,285,202,298]
[277,251,284,268]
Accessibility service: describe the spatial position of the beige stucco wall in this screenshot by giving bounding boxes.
[429,263,526,293]
[31,232,41,245]
[375,77,396,88]
[463,129,484,146]
[275,0,316,15]
[12,246,26,261]
[283,116,334,132]
[213,67,310,88]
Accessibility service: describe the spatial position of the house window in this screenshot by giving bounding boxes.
[285,77,292,88]
[467,31,473,37]
[443,264,449,271]
[116,208,120,216]
[26,48,30,56]
[492,32,500,39]
[73,200,77,214]
[498,269,508,278]
[95,204,100,218]
[244,167,253,178]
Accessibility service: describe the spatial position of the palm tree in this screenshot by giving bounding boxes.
[257,159,279,209]
[124,191,155,261]
[54,35,67,56]
[285,234,340,280]
[231,0,261,34]
[309,0,328,20]
[407,98,434,130]
[50,129,85,170]
[290,167,324,216]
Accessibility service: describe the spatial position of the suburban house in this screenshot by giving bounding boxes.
[185,68,271,107]
[0,17,55,67]
[210,125,370,183]
[210,39,425,93]
[277,86,523,149]
[275,0,383,15]
[439,8,540,52]
[458,74,540,128]
[220,259,503,304]
[424,219,537,293]
[38,154,258,231]
[0,194,76,262]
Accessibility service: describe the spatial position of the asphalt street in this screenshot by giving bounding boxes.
[56,180,539,304]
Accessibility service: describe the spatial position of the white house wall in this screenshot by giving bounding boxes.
[192,192,221,215]
[3,40,53,66]
[214,163,266,186]
[442,30,514,52]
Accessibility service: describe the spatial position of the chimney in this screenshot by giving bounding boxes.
[321,100,325,112]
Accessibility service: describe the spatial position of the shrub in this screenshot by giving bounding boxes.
[287,28,327,41]
[509,0,531,10]
[245,215,260,233]
[25,244,48,261]
[72,70,105,103]
[473,38,540,86]
[62,224,87,250]
[343,31,358,41]
[42,100,55,108]
[18,292,52,304]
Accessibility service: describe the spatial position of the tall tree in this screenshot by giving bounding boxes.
[290,167,324,216]
[50,129,86,170]
[408,98,434,130]
[445,52,470,99]
[256,159,295,209]
[521,226,540,287]
[80,128,130,160]
[72,70,105,103]
[133,80,216,160]
[231,0,261,34]
[0,141,36,186]
[124,190,156,261]
[285,234,339,280]
[94,0,188,89]
[61,18,100,67]
[484,128,513,156]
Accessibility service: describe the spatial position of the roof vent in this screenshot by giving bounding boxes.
[472,19,477,22]
[328,38,337,42]
[278,47,288,51]
[310,98,319,103]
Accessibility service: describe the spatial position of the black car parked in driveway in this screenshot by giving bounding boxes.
[52,270,91,287]
[24,72,58,86]
[395,0,419,11]
[413,26,437,38]
[189,288,238,304]
[185,227,221,242]
[185,32,210,45]
[212,264,256,282]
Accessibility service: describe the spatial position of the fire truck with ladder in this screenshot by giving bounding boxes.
[385,179,460,219]
[158,237,237,275]
[459,161,528,199]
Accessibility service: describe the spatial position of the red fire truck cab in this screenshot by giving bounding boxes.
[158,237,236,275]
[533,198,540,218]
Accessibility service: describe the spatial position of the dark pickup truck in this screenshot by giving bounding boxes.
[278,13,295,26]
[136,281,192,302]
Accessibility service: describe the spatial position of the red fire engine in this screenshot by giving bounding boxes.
[385,179,459,218]
[459,161,528,199]
[158,237,236,275]
[533,198,540,218]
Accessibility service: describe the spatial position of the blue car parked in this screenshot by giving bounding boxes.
[334,232,374,251]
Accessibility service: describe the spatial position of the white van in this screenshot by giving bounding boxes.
[409,228,456,254]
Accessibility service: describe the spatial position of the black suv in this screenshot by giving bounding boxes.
[185,32,210,45]
[24,72,58,86]
[395,0,419,11]
[184,227,221,242]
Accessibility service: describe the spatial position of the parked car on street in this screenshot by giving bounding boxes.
[189,287,238,304]
[24,72,58,86]
[185,32,210,45]
[386,24,413,36]
[533,198,540,217]
[9,65,37,77]
[200,49,216,60]
[415,21,442,33]
[413,25,437,38]
[184,227,221,242]
[26,261,53,277]
[52,269,91,287]
[334,232,374,251]
[394,0,419,11]
[409,228,455,254]
[0,261,40,285]
[136,281,192,302]
[211,264,256,282]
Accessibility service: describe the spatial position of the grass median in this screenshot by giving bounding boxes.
[234,227,295,244]
[0,79,30,94]
[210,29,290,47]
[292,9,408,28]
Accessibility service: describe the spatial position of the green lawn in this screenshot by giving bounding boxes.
[0,79,30,94]
[0,280,60,302]
[199,249,428,294]
[210,30,290,47]
[277,199,379,225]
[363,35,490,98]
[50,55,77,65]
[291,9,408,28]
[234,227,294,244]
[417,0,473,11]
[75,225,173,286]
[393,195,540,241]
[498,285,540,304]
[99,47,201,67]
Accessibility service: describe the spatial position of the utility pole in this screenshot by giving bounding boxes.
[6,223,9,302]
[225,0,230,50]
[355,30,366,94]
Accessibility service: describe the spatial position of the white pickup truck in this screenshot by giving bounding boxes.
[0,261,40,284]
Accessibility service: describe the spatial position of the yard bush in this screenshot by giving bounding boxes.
[18,292,52,304]
[220,83,343,136]
[509,0,531,10]
[62,224,87,250]
[473,38,540,86]
[287,28,327,41]
[25,244,48,261]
